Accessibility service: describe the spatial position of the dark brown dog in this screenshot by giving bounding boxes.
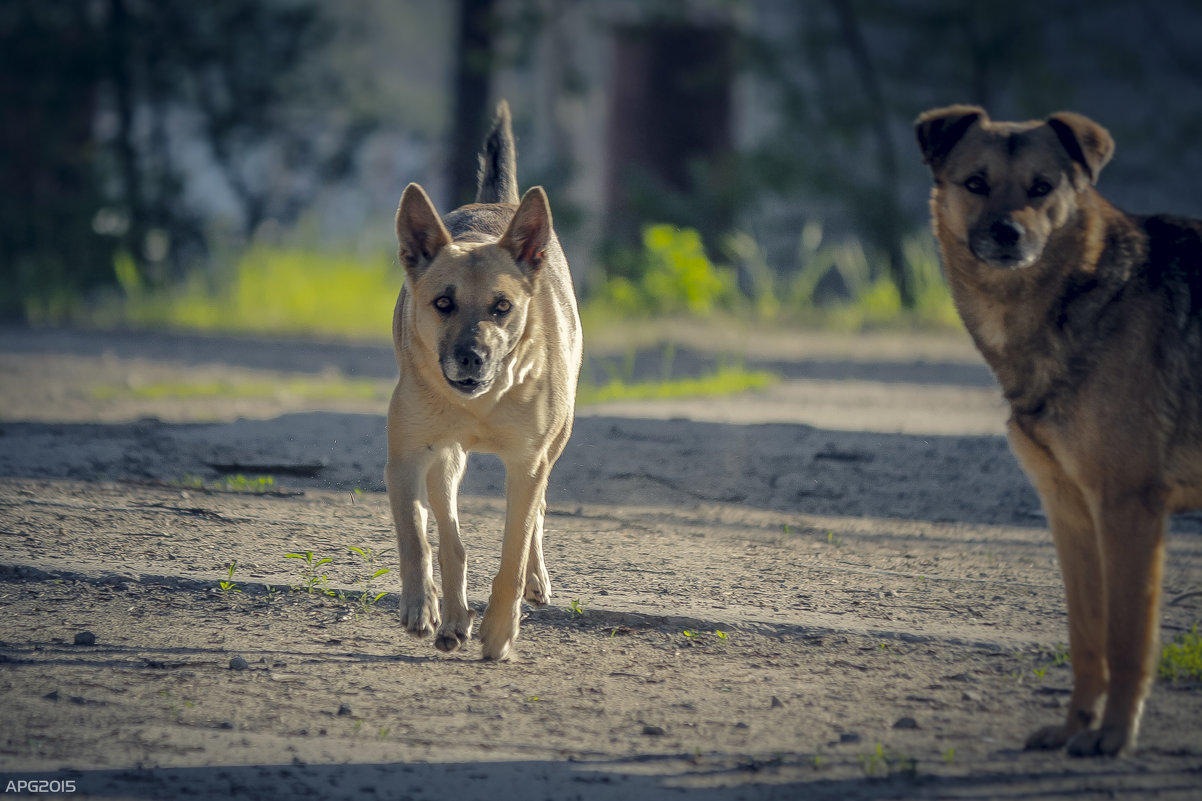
[916,105,1202,756]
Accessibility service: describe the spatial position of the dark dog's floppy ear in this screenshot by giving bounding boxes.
[498,186,553,275]
[396,183,452,275]
[915,105,985,172]
[1046,111,1114,185]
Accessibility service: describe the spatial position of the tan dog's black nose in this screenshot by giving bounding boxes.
[454,343,485,372]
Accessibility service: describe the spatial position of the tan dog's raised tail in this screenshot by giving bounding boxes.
[916,105,1202,756]
[387,100,582,661]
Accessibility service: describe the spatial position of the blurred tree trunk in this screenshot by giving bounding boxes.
[449,0,497,208]
[0,2,112,319]
[829,0,913,308]
[605,23,735,260]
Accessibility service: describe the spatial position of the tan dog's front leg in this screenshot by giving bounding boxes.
[426,447,474,652]
[479,459,549,660]
[385,455,440,638]
[1066,493,1167,757]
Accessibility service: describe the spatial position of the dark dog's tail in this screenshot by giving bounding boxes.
[475,100,519,205]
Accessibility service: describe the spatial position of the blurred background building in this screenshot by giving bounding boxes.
[3,0,1202,324]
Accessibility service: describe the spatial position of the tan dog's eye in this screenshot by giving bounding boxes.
[964,176,989,196]
[434,296,455,314]
[493,298,512,316]
[1029,180,1053,198]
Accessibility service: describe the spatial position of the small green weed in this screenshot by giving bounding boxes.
[346,545,391,616]
[1159,623,1202,683]
[566,599,585,616]
[218,562,241,595]
[285,550,335,595]
[860,743,917,778]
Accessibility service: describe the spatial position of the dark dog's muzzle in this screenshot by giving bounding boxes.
[970,216,1036,268]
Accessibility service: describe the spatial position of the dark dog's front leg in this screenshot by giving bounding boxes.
[1067,494,1167,757]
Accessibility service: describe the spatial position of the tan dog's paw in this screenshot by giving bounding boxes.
[523,566,552,606]
[479,605,519,661]
[399,583,440,637]
[434,607,475,653]
[1066,725,1133,758]
[1024,723,1077,751]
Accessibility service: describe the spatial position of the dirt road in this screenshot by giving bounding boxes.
[1,326,1199,800]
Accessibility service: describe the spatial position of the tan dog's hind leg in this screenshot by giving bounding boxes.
[523,496,551,606]
[386,453,441,637]
[1011,425,1108,751]
[1067,493,1166,757]
[480,457,551,661]
[427,447,475,652]
[524,423,571,607]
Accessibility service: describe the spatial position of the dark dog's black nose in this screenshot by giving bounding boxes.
[990,218,1025,248]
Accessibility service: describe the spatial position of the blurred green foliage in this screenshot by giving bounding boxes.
[593,224,739,317]
[85,245,402,341]
[584,222,959,332]
[71,220,958,339]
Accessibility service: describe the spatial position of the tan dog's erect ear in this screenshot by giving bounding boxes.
[396,183,452,274]
[1046,111,1115,185]
[915,105,986,172]
[498,186,553,275]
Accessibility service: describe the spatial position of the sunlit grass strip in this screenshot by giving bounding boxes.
[93,246,402,341]
[91,376,391,402]
[576,366,777,406]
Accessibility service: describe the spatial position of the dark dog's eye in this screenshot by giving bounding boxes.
[1029,180,1053,198]
[493,298,512,316]
[964,176,989,196]
[433,296,455,314]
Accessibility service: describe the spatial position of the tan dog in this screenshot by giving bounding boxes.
[916,105,1202,756]
[387,101,582,661]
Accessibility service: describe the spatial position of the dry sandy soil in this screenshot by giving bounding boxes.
[0,324,1200,800]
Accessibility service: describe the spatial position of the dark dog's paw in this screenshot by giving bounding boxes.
[1024,723,1074,751]
[1066,725,1133,758]
[399,585,440,637]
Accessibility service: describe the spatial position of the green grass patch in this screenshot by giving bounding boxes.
[577,365,777,405]
[89,245,402,341]
[1159,623,1202,683]
[176,473,278,494]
